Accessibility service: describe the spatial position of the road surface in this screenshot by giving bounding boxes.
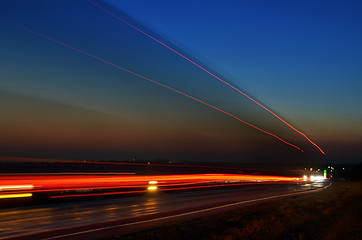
[0,181,330,240]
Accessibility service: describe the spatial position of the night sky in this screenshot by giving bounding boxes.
[1,0,361,164]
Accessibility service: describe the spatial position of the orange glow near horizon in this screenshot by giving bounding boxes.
[0,17,305,153]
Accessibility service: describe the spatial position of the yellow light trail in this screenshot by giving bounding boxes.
[0,193,32,199]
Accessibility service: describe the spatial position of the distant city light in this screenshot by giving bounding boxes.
[311,175,325,182]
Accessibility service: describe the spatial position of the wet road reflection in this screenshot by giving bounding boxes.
[0,181,329,239]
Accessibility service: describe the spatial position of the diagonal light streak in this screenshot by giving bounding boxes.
[0,17,302,152]
[87,0,325,155]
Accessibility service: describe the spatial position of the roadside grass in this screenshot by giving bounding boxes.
[112,181,362,240]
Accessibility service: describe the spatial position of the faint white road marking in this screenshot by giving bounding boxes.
[42,183,332,240]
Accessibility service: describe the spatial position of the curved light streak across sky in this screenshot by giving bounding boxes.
[87,0,325,155]
[0,17,304,152]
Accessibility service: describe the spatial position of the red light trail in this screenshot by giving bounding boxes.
[0,174,301,199]
[0,18,303,151]
[87,0,325,155]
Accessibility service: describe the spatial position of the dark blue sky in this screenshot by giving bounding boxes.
[0,0,361,163]
[110,0,362,115]
[108,0,362,162]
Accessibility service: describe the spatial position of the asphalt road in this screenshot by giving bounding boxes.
[0,181,330,240]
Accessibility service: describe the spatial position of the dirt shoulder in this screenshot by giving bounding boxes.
[112,181,362,240]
